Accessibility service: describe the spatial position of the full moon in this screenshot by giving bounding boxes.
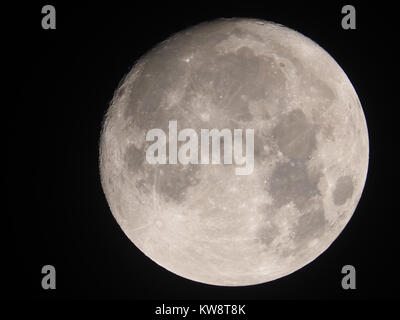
[99,19,369,286]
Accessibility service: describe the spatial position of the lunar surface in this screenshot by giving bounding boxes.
[99,18,369,286]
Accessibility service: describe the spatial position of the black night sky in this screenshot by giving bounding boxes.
[5,1,399,304]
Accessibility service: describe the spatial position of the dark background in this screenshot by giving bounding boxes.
[5,1,399,301]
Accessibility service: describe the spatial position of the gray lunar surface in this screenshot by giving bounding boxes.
[99,18,369,286]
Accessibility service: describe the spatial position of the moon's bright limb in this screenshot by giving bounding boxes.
[99,19,369,286]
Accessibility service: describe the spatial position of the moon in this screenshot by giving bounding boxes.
[99,18,369,286]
